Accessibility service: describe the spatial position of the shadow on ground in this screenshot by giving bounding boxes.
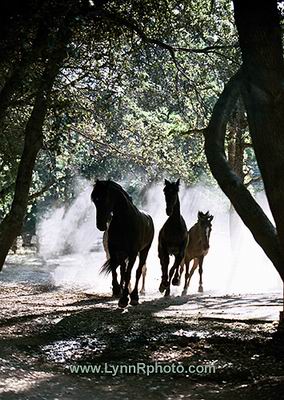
[0,282,284,400]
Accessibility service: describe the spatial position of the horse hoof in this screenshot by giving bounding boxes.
[182,289,187,296]
[130,292,139,306]
[130,298,139,306]
[198,286,203,293]
[140,289,145,295]
[172,277,180,286]
[118,297,129,308]
[164,289,170,297]
[159,282,168,293]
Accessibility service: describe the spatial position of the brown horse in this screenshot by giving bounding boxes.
[180,211,213,295]
[158,179,188,297]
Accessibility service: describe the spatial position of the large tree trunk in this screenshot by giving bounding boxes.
[233,0,284,260]
[204,0,284,281]
[0,26,71,270]
[204,71,284,281]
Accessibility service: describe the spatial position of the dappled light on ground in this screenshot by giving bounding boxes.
[0,268,284,400]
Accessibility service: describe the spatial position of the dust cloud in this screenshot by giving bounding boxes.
[37,179,282,296]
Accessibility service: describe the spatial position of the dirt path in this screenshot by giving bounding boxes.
[0,256,284,399]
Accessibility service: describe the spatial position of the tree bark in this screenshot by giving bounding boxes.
[204,70,284,281]
[0,26,71,270]
[227,98,247,182]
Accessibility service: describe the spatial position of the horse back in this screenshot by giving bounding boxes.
[107,208,154,256]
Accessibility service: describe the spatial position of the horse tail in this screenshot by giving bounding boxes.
[100,252,128,275]
[100,259,114,275]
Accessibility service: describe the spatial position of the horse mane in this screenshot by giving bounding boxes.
[107,181,133,203]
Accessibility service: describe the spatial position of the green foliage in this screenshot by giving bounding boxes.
[0,0,260,231]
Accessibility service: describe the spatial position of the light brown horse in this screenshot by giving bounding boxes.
[179,211,213,295]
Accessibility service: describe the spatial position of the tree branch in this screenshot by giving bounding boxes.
[178,127,206,136]
[87,9,237,70]
[27,176,66,202]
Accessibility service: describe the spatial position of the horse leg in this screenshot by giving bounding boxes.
[165,253,184,297]
[118,255,137,308]
[130,247,149,306]
[177,259,185,294]
[158,247,169,293]
[183,258,198,295]
[179,260,184,283]
[172,260,182,286]
[198,256,204,293]
[140,265,146,295]
[103,230,110,259]
[112,268,121,297]
[119,261,126,291]
[181,259,191,296]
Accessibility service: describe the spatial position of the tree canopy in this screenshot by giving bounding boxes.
[1,0,283,277]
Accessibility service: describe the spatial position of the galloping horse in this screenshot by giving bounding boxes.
[158,179,188,296]
[180,211,213,295]
[91,180,154,307]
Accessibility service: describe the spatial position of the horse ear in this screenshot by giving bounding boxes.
[164,179,170,186]
[209,215,214,221]
[176,178,180,188]
[198,211,203,219]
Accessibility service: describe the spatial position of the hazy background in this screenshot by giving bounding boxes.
[37,179,282,296]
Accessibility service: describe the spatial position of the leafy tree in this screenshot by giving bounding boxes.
[1,0,257,269]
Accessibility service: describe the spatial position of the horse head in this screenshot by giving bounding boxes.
[91,180,113,231]
[197,211,214,249]
[163,179,180,216]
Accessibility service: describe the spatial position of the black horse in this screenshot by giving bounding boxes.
[158,179,188,296]
[91,180,154,308]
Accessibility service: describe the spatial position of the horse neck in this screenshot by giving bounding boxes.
[112,189,135,219]
[198,223,210,249]
[169,197,182,221]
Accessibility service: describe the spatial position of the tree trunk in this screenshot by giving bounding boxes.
[204,0,284,281]
[233,0,284,261]
[204,70,284,281]
[0,26,71,270]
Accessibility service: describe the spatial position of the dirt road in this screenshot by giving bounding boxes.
[0,254,283,399]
